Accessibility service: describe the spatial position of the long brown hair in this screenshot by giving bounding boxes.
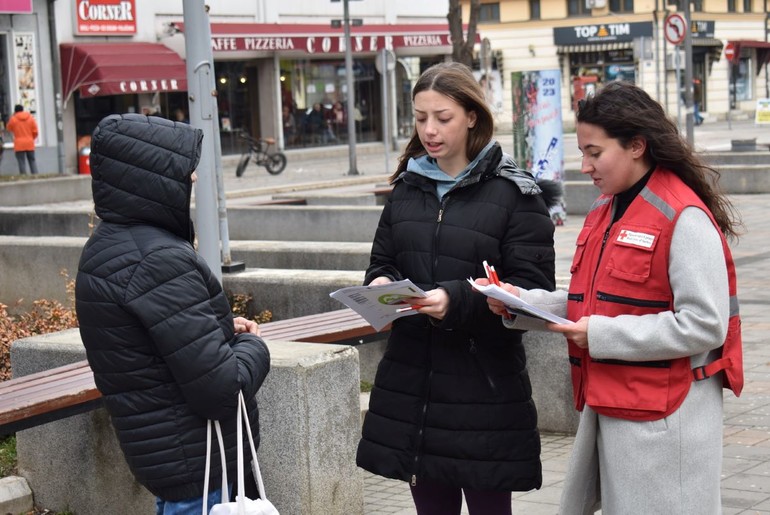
[577,81,741,240]
[390,62,493,183]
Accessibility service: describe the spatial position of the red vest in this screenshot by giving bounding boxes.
[566,168,743,421]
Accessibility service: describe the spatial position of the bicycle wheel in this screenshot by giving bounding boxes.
[265,153,287,175]
[235,153,250,177]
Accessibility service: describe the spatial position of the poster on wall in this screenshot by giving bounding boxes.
[13,32,37,115]
[511,69,566,224]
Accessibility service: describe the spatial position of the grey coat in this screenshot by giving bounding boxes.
[513,207,728,514]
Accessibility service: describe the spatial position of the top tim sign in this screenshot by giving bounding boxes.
[75,0,136,35]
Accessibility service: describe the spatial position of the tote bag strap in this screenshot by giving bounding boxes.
[203,419,229,515]
[238,391,269,502]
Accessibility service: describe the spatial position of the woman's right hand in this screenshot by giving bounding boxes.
[473,279,520,316]
[368,276,392,286]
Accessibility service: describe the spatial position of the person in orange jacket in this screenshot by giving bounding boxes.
[6,104,39,175]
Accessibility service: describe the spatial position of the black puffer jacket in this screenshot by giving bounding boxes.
[75,114,271,501]
[356,143,556,492]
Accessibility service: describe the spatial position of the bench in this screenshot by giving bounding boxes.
[0,308,384,436]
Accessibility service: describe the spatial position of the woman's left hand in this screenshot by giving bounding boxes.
[547,316,589,349]
[410,288,450,320]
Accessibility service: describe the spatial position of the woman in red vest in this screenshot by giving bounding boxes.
[481,81,743,514]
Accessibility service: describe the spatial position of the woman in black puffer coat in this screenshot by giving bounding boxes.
[356,63,557,514]
[75,114,271,509]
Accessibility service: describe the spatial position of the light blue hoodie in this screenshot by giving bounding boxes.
[405,140,497,200]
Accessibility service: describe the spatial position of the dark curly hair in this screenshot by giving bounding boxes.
[577,81,741,240]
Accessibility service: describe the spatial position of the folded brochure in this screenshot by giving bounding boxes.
[329,279,428,331]
[468,279,572,325]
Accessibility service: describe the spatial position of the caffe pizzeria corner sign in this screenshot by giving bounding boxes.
[75,0,136,36]
[210,34,453,54]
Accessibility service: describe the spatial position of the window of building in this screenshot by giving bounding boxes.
[529,0,541,19]
[733,55,752,103]
[568,0,592,17]
[609,0,634,12]
[727,0,736,11]
[479,3,501,23]
[692,0,703,11]
[742,0,751,11]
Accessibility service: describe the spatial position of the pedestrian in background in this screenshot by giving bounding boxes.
[356,62,560,515]
[483,81,743,514]
[75,114,271,514]
[6,104,39,175]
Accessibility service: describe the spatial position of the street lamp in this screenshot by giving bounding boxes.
[331,0,363,175]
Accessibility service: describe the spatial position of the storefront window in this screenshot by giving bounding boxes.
[214,60,254,154]
[279,57,380,149]
[569,48,636,87]
[734,56,752,102]
[0,35,11,139]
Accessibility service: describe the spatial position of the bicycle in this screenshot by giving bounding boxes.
[235,133,287,177]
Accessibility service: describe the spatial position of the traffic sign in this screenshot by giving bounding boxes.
[664,13,687,46]
[724,42,736,63]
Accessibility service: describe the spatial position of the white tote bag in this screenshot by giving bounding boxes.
[203,391,279,515]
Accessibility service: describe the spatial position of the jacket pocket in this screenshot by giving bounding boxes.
[570,226,591,274]
[585,359,670,412]
[606,225,661,283]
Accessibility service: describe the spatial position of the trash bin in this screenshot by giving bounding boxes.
[78,146,91,175]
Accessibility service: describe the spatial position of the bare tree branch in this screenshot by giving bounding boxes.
[447,0,481,67]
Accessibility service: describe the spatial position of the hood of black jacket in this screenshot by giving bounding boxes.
[90,114,203,242]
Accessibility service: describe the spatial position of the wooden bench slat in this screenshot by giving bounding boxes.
[0,307,388,435]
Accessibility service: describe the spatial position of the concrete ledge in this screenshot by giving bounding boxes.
[225,205,382,241]
[222,269,365,319]
[11,330,364,515]
[0,476,33,514]
[0,205,382,240]
[272,191,379,206]
[0,236,372,310]
[0,176,91,207]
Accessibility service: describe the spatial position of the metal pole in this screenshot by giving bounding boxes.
[682,0,695,146]
[675,47,682,131]
[343,0,359,175]
[380,48,390,175]
[47,1,65,174]
[183,0,222,281]
[653,5,661,106]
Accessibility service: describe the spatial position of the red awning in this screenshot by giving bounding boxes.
[727,40,770,73]
[174,22,480,55]
[60,42,188,105]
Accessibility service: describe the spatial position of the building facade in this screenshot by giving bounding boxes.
[40,0,460,174]
[0,0,59,175]
[464,0,769,130]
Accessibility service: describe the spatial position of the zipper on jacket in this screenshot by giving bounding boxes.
[567,293,584,302]
[596,290,669,308]
[411,359,434,487]
[432,198,450,276]
[591,358,671,368]
[469,338,497,391]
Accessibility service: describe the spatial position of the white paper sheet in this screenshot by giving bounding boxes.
[468,279,573,325]
[329,279,428,331]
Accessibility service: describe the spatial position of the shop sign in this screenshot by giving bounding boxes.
[553,22,652,45]
[690,20,715,39]
[211,34,453,54]
[75,0,136,35]
[756,98,770,125]
[0,0,33,14]
[117,79,180,94]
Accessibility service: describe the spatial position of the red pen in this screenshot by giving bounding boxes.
[396,305,421,313]
[483,260,501,286]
